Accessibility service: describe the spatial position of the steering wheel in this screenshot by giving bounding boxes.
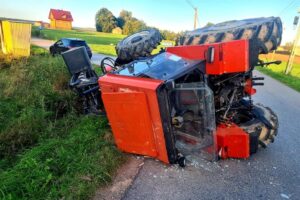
[100,57,117,75]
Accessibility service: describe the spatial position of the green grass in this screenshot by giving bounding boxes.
[0,46,75,159]
[0,46,124,199]
[33,27,125,56]
[30,45,49,56]
[0,116,123,200]
[257,60,300,92]
[89,44,117,56]
[32,27,175,56]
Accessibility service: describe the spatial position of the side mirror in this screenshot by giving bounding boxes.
[206,46,215,63]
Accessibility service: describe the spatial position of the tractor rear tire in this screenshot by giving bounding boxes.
[116,29,162,61]
[177,17,282,54]
[238,104,278,150]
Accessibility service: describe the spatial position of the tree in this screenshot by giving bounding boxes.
[95,8,117,32]
[120,10,132,21]
[117,10,132,28]
[204,22,214,27]
[116,18,125,29]
[160,30,178,41]
[122,18,147,35]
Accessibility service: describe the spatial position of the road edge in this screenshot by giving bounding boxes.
[93,155,145,200]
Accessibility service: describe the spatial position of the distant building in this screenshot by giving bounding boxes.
[34,21,50,29]
[112,27,122,34]
[43,22,50,29]
[48,9,73,30]
[34,21,42,27]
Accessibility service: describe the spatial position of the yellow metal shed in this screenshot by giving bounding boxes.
[0,20,32,57]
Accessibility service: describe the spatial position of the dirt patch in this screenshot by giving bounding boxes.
[93,155,144,200]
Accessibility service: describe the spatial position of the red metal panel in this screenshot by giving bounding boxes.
[102,92,158,156]
[244,79,256,95]
[216,123,250,159]
[99,74,170,163]
[166,40,249,75]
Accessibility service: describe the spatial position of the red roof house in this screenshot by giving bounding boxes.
[48,9,73,30]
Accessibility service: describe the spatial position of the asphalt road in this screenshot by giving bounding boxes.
[123,71,300,200]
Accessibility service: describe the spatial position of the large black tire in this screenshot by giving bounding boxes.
[237,103,278,151]
[177,17,282,54]
[116,29,162,61]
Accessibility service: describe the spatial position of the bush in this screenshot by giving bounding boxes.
[31,26,41,37]
[160,30,178,41]
[0,51,75,159]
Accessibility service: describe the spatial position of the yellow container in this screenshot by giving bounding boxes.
[296,46,300,56]
[0,20,31,57]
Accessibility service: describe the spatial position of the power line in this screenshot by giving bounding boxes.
[278,0,298,16]
[186,0,196,9]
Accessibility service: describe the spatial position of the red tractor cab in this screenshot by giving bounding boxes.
[63,17,281,167]
[99,39,278,166]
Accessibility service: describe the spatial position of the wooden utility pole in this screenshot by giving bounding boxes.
[285,10,300,74]
[186,0,199,30]
[193,7,198,30]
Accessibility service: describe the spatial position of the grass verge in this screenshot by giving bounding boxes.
[0,116,123,199]
[0,46,124,199]
[257,66,300,92]
[32,27,124,56]
[256,59,300,92]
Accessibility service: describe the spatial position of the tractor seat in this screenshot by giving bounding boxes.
[69,72,98,89]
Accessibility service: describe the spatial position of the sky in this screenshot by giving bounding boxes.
[0,0,299,44]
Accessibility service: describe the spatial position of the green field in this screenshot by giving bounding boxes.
[0,46,124,199]
[257,60,300,92]
[32,27,125,56]
[32,27,174,56]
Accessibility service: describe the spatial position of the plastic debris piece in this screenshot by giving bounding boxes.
[280,193,290,199]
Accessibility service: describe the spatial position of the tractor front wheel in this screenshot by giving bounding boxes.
[116,29,162,62]
[235,103,278,152]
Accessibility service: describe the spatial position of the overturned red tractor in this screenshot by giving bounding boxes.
[62,17,282,167]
